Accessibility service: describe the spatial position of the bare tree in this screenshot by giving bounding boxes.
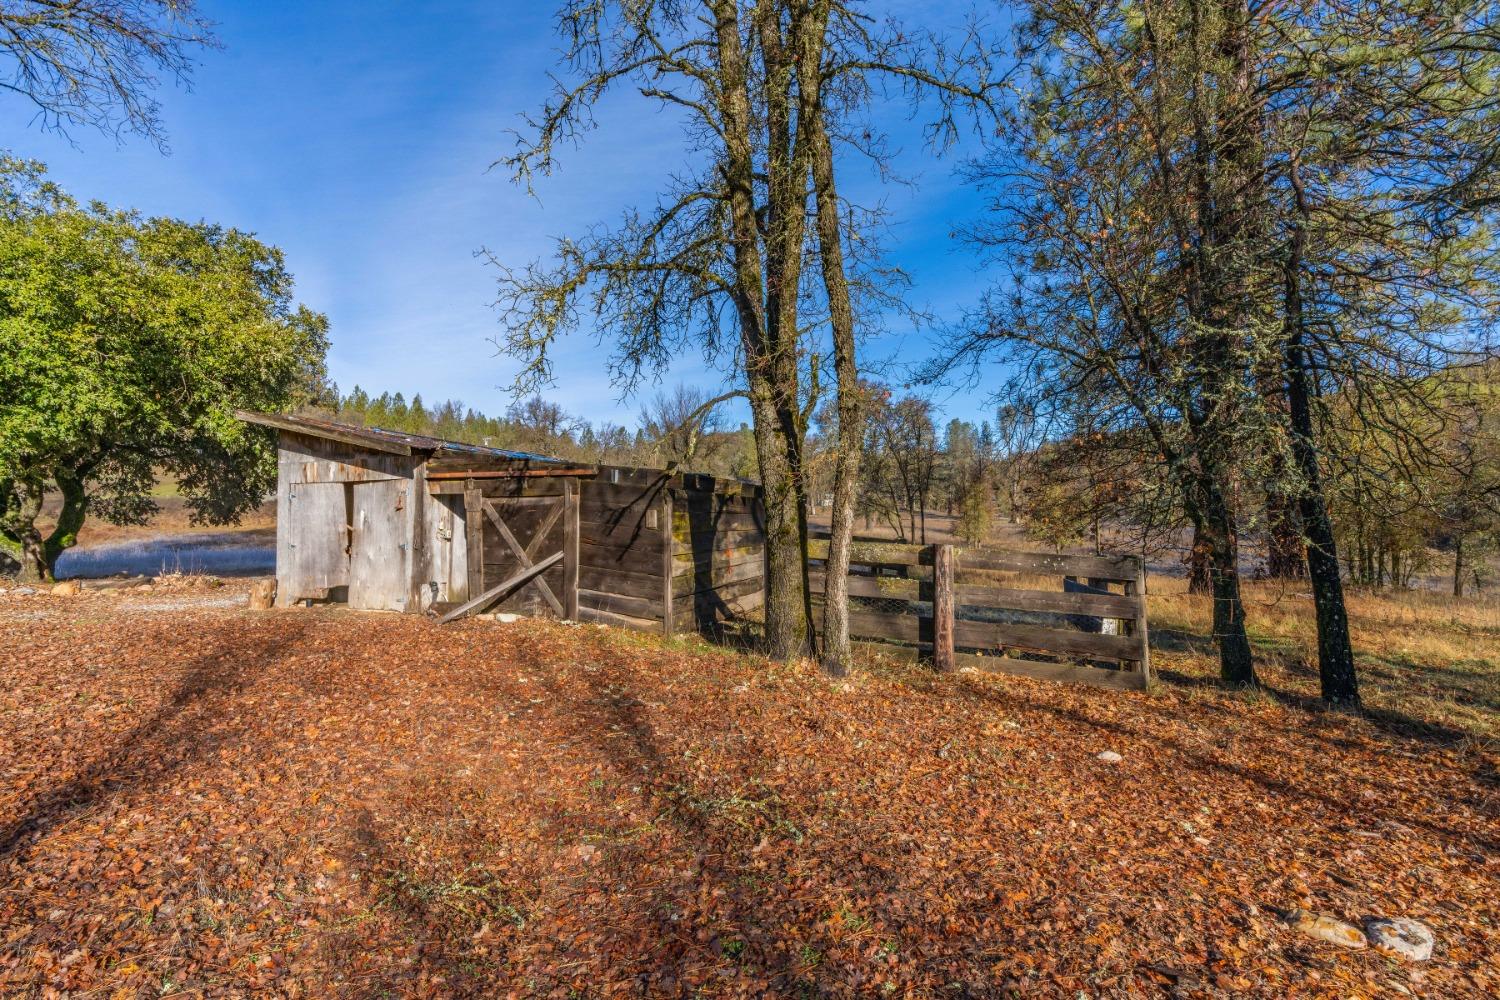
[993,401,1038,524]
[494,1,999,666]
[0,1,215,147]
[639,385,744,470]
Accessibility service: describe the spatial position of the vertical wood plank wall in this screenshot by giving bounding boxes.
[669,482,766,635]
[570,467,767,634]
[274,431,415,608]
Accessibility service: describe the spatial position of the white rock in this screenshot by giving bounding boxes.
[1096,750,1123,763]
[1365,917,1434,962]
[1288,909,1367,950]
[12,586,37,595]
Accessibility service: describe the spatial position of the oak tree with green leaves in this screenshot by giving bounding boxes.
[0,161,329,582]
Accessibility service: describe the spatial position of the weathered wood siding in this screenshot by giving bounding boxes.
[275,431,420,608]
[574,470,672,630]
[424,493,469,604]
[670,485,766,634]
[470,478,573,618]
[570,467,767,634]
[348,479,412,611]
[271,427,768,624]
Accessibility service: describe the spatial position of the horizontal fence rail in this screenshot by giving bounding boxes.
[808,537,1151,691]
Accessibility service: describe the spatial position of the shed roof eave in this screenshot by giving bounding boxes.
[235,410,579,467]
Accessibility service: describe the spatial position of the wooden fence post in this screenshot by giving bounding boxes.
[563,479,580,620]
[661,488,674,637]
[464,484,484,601]
[933,544,955,672]
[1124,558,1152,684]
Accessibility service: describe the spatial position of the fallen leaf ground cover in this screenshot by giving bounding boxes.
[1,582,1495,998]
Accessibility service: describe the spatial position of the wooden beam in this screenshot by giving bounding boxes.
[952,619,1145,661]
[957,548,1141,584]
[426,467,595,480]
[578,588,662,621]
[806,572,1141,620]
[933,544,955,673]
[661,489,674,637]
[563,479,580,620]
[438,550,564,623]
[1125,564,1152,684]
[577,603,661,632]
[464,488,484,601]
[407,464,429,611]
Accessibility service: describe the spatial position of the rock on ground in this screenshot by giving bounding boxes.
[1366,917,1435,962]
[1289,909,1367,949]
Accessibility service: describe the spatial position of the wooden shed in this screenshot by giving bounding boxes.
[238,411,767,634]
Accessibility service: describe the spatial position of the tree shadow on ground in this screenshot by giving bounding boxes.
[526,656,820,996]
[1147,626,1214,655]
[955,679,1496,852]
[523,642,1202,997]
[1152,655,1481,749]
[0,621,309,861]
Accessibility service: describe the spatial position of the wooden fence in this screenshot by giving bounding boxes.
[808,538,1152,691]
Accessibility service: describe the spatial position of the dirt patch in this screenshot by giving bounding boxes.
[0,588,1494,996]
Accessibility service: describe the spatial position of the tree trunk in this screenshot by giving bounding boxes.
[45,469,89,574]
[1284,165,1359,707]
[1187,523,1213,595]
[1264,489,1305,579]
[1190,480,1257,687]
[1454,533,1466,598]
[1,478,52,583]
[808,104,863,676]
[749,384,807,661]
[714,1,806,661]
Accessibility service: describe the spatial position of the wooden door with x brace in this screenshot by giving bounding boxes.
[468,480,577,618]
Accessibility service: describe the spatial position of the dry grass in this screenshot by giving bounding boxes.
[1147,576,1500,744]
[33,491,275,548]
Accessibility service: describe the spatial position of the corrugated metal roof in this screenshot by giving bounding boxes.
[235,410,575,465]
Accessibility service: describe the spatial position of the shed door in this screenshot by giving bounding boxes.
[349,479,410,611]
[473,484,573,618]
[283,482,350,601]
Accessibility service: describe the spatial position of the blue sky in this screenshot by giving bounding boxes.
[2,1,1005,431]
